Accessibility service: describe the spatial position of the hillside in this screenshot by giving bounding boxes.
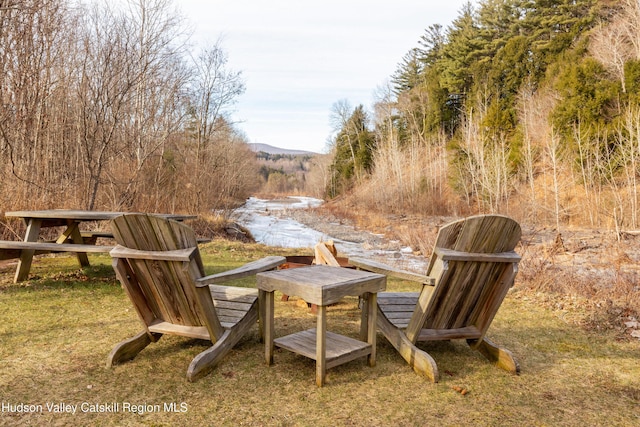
[327,0,640,231]
[248,143,318,156]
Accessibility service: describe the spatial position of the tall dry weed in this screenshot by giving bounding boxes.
[0,217,23,241]
[349,134,455,217]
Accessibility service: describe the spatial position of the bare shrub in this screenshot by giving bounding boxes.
[350,132,453,217]
[0,217,24,241]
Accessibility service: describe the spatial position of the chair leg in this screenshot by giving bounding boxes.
[378,311,440,382]
[187,309,258,382]
[187,330,231,382]
[467,337,520,374]
[107,330,158,367]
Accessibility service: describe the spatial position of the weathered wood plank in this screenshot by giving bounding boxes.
[197,256,286,285]
[274,329,371,364]
[382,311,414,320]
[434,247,521,263]
[112,257,159,328]
[147,320,210,340]
[81,230,114,239]
[349,256,434,284]
[378,293,419,305]
[0,240,113,253]
[377,308,439,382]
[213,300,255,311]
[209,285,259,300]
[417,326,482,341]
[215,308,254,320]
[107,331,155,367]
[109,245,195,262]
[378,304,417,312]
[257,265,385,306]
[314,242,341,267]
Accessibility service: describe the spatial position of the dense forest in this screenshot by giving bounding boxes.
[328,0,640,231]
[0,0,260,215]
[3,0,640,233]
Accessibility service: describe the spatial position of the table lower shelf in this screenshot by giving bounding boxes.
[274,328,371,369]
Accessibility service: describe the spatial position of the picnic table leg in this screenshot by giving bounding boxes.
[66,221,90,267]
[14,218,42,283]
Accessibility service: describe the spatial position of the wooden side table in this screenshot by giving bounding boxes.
[257,265,386,386]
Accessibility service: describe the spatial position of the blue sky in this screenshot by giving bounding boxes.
[178,1,468,153]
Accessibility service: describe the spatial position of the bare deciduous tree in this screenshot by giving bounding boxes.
[188,39,246,212]
[590,20,632,92]
[0,0,256,215]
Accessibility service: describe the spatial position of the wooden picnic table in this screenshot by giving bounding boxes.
[3,210,197,283]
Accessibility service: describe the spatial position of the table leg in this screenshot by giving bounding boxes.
[316,304,327,387]
[14,218,42,283]
[367,292,377,367]
[64,221,90,267]
[359,293,369,342]
[263,290,274,365]
[258,290,266,342]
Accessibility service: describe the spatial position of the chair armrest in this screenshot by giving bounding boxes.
[109,245,196,262]
[349,256,434,285]
[196,256,286,286]
[434,248,521,263]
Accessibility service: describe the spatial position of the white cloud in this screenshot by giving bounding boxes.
[178,0,467,152]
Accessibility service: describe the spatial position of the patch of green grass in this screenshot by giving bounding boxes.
[1,243,639,426]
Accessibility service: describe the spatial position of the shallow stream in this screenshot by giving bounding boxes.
[233,196,428,272]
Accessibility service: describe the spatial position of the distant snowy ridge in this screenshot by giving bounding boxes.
[248,143,318,156]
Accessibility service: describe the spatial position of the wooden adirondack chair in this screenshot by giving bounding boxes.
[107,214,285,381]
[350,214,521,382]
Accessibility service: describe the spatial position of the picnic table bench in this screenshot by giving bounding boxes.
[57,231,209,245]
[0,241,113,260]
[2,210,196,282]
[79,230,116,244]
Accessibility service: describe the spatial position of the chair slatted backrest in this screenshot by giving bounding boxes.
[405,215,521,342]
[110,214,219,337]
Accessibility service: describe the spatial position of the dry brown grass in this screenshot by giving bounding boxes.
[1,239,639,426]
[189,213,255,243]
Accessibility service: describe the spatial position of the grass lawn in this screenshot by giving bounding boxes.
[1,240,639,426]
